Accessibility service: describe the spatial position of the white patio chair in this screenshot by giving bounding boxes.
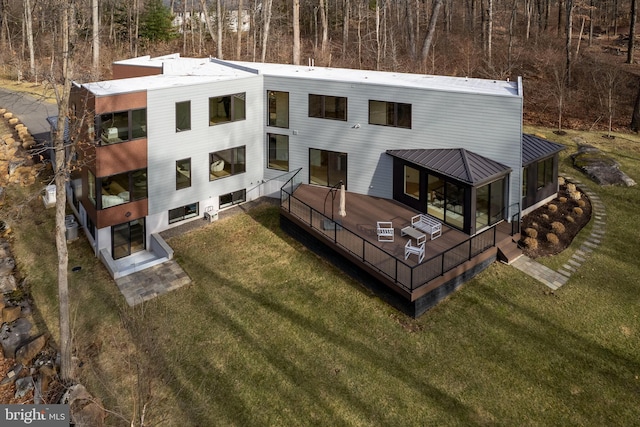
[376,221,394,242]
[404,238,425,263]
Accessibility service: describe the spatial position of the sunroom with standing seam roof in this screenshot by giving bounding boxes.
[387,148,513,236]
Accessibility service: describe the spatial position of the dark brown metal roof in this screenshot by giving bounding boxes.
[386,148,511,186]
[522,133,565,166]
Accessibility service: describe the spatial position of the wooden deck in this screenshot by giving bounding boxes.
[280,184,518,316]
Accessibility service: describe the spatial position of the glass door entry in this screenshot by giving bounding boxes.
[112,218,145,260]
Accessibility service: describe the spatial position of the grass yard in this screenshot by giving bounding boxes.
[4,128,640,426]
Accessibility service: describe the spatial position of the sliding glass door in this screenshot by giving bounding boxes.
[112,218,145,260]
[309,148,347,188]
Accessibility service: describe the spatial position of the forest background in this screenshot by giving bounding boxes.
[0,0,639,133]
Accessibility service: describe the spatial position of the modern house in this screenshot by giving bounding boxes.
[64,54,564,316]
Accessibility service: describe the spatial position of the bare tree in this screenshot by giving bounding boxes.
[565,0,574,86]
[342,0,349,58]
[319,0,328,55]
[52,0,75,383]
[237,0,243,59]
[421,0,443,62]
[261,0,273,62]
[629,0,637,64]
[200,0,217,54]
[217,0,222,58]
[24,0,35,79]
[91,0,99,79]
[293,0,300,64]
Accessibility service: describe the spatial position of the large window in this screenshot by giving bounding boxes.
[268,91,289,128]
[112,218,145,260]
[209,93,246,125]
[404,165,420,200]
[176,101,191,132]
[369,100,411,128]
[537,157,554,189]
[169,202,199,224]
[309,94,347,121]
[267,134,289,171]
[210,146,246,180]
[427,174,465,230]
[476,178,506,230]
[176,158,191,190]
[309,148,347,188]
[98,108,146,144]
[97,169,147,209]
[220,189,246,209]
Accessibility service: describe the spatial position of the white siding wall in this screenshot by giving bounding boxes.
[261,75,523,212]
[145,75,264,234]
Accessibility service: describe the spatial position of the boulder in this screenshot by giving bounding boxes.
[14,376,34,398]
[0,257,15,275]
[0,239,10,258]
[0,274,17,293]
[15,334,47,366]
[571,144,637,186]
[0,318,33,358]
[2,305,21,324]
[64,385,106,427]
[0,363,23,386]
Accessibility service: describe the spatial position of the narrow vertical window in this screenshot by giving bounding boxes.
[176,101,191,132]
[176,158,191,190]
[268,91,289,128]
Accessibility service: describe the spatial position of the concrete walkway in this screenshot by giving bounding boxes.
[511,176,605,290]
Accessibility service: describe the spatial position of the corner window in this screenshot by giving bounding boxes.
[176,101,191,132]
[176,158,191,190]
[209,93,246,125]
[97,108,146,145]
[309,94,347,121]
[268,91,289,128]
[88,170,96,206]
[210,146,246,181]
[267,134,289,171]
[97,169,147,210]
[169,202,199,224]
[369,100,411,128]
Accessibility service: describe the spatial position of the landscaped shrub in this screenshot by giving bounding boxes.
[567,183,576,193]
[548,204,558,212]
[523,237,538,250]
[525,227,538,238]
[577,199,586,208]
[546,233,559,245]
[570,191,581,200]
[565,215,575,223]
[558,196,567,203]
[551,221,565,234]
[542,214,549,220]
[573,207,584,216]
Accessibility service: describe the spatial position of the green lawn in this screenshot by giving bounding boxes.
[6,128,640,426]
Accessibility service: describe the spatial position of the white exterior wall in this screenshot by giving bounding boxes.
[261,74,523,212]
[145,74,264,235]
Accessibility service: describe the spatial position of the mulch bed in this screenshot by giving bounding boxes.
[520,183,592,258]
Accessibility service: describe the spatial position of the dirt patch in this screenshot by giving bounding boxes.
[519,182,592,258]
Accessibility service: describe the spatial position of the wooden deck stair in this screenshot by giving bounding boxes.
[497,233,523,265]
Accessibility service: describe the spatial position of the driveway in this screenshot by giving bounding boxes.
[0,87,57,148]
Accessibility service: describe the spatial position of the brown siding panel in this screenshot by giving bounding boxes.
[96,199,148,229]
[95,91,147,114]
[95,139,147,177]
[112,64,162,79]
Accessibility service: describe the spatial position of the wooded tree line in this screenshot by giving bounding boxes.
[0,0,638,129]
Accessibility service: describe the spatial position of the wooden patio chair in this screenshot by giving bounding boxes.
[376,221,394,242]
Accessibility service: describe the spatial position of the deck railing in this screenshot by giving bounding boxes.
[280,185,497,293]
